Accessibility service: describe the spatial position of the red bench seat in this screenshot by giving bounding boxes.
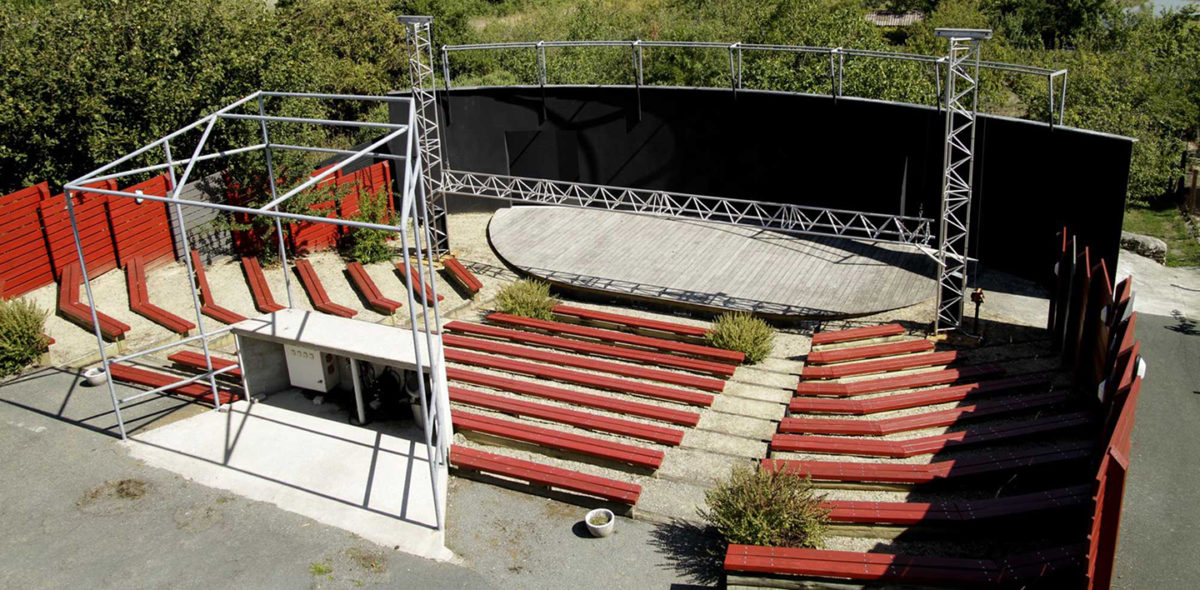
[806,339,934,365]
[396,261,443,305]
[241,257,285,313]
[346,261,402,314]
[811,323,905,346]
[826,484,1091,525]
[108,363,240,405]
[781,390,1072,435]
[167,350,242,379]
[441,257,482,295]
[57,262,130,340]
[796,364,1006,397]
[452,410,664,471]
[126,256,194,334]
[189,250,247,325]
[552,304,709,340]
[295,258,356,318]
[450,445,641,505]
[788,374,1051,414]
[801,351,962,380]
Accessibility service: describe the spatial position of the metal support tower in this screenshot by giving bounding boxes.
[401,15,450,256]
[933,28,991,333]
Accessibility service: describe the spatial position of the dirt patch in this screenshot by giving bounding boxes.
[345,547,388,574]
[77,478,150,515]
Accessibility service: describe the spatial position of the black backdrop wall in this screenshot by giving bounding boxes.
[400,85,1133,283]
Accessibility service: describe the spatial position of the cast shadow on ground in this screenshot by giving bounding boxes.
[648,519,725,588]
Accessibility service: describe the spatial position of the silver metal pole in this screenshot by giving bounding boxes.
[258,128,409,211]
[1059,71,1068,126]
[256,96,295,307]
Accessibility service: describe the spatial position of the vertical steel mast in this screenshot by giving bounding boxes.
[933,28,991,333]
[400,15,450,256]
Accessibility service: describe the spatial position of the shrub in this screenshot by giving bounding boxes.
[706,312,775,364]
[699,465,829,549]
[341,186,394,264]
[0,297,49,377]
[495,279,558,320]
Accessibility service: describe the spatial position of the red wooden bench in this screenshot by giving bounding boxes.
[57,262,130,341]
[452,410,665,471]
[446,368,700,427]
[441,257,482,295]
[789,373,1051,415]
[806,339,934,365]
[826,484,1091,526]
[241,257,284,313]
[444,348,714,407]
[442,334,725,392]
[449,387,684,445]
[724,543,1084,588]
[294,258,356,318]
[811,323,905,347]
[552,304,710,341]
[395,261,443,305]
[108,363,240,405]
[167,350,242,379]
[444,321,735,377]
[125,256,194,334]
[450,445,641,505]
[781,390,1073,435]
[763,441,1093,485]
[796,364,1006,397]
[772,411,1094,458]
[487,312,745,364]
[188,250,247,325]
[346,261,402,314]
[800,351,962,380]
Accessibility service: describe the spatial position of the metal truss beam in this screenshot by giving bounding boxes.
[401,16,450,256]
[442,169,934,246]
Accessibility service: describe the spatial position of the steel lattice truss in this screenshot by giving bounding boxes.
[443,169,935,245]
[933,31,988,332]
[401,16,450,256]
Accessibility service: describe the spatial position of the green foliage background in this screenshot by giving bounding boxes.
[1,0,1196,206]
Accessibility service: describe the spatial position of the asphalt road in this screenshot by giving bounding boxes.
[1112,311,1200,590]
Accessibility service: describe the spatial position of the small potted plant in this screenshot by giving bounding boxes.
[82,366,107,387]
[585,508,615,538]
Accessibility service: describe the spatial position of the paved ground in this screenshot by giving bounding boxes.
[1112,311,1200,590]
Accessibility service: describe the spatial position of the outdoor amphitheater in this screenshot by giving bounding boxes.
[0,17,1154,590]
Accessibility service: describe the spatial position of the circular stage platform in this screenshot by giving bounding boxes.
[488,206,936,319]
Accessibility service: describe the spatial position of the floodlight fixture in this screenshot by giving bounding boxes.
[934,28,993,40]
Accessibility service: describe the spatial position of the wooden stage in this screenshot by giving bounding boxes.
[487,206,936,319]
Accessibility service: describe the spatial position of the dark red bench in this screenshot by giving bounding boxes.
[763,441,1093,485]
[487,312,745,364]
[125,256,194,334]
[552,304,710,341]
[806,339,934,365]
[789,374,1052,415]
[801,351,962,380]
[724,543,1084,588]
[189,250,247,325]
[346,262,402,314]
[450,445,641,505]
[444,348,714,407]
[781,390,1072,435]
[796,364,1006,397]
[57,262,130,341]
[108,363,240,405]
[446,368,700,427]
[443,334,725,392]
[450,387,684,445]
[811,323,905,347]
[826,484,1091,526]
[167,350,242,379]
[395,261,443,305]
[772,411,1094,458]
[241,257,284,313]
[294,258,356,318]
[441,257,482,295]
[452,410,664,471]
[445,321,735,377]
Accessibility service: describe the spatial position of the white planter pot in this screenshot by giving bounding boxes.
[585,508,615,538]
[83,367,107,387]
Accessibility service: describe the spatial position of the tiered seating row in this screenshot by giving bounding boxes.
[346,261,402,314]
[441,257,482,295]
[788,374,1053,415]
[295,258,356,318]
[396,261,443,305]
[189,250,246,325]
[811,323,905,346]
[108,363,240,405]
[800,350,962,380]
[781,390,1072,435]
[827,485,1092,525]
[796,364,1006,397]
[452,410,664,471]
[241,257,284,313]
[57,262,129,340]
[806,339,934,365]
[168,350,243,379]
[126,256,194,334]
[551,304,710,340]
[450,445,641,505]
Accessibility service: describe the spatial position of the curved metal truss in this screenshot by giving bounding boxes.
[444,170,934,245]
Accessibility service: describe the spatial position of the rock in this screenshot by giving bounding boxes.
[1121,231,1168,264]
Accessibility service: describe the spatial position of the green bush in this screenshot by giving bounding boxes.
[494,279,558,320]
[700,465,829,548]
[341,186,395,264]
[0,297,49,377]
[706,312,775,364]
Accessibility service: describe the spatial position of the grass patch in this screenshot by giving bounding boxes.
[705,312,774,364]
[309,562,333,576]
[495,279,558,320]
[699,466,829,549]
[346,547,387,574]
[1123,205,1200,267]
[0,296,48,377]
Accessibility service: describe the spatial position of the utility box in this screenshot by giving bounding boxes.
[284,344,340,393]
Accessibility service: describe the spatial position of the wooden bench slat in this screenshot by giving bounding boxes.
[126,256,195,334]
[445,348,714,407]
[780,390,1073,435]
[441,257,482,294]
[452,410,664,470]
[295,259,357,318]
[188,250,247,325]
[446,368,700,427]
[789,374,1053,415]
[109,363,239,405]
[395,262,443,305]
[57,263,130,340]
[801,351,962,380]
[807,339,935,365]
[346,262,401,314]
[168,350,243,379]
[551,304,709,339]
[450,445,641,504]
[796,364,1006,397]
[811,323,905,346]
[241,257,285,313]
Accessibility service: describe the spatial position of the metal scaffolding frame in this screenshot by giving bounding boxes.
[63,91,451,530]
[400,16,451,257]
[932,29,990,333]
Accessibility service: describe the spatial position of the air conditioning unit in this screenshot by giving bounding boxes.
[284,344,340,393]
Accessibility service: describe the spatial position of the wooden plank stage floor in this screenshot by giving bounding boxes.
[488,206,936,319]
